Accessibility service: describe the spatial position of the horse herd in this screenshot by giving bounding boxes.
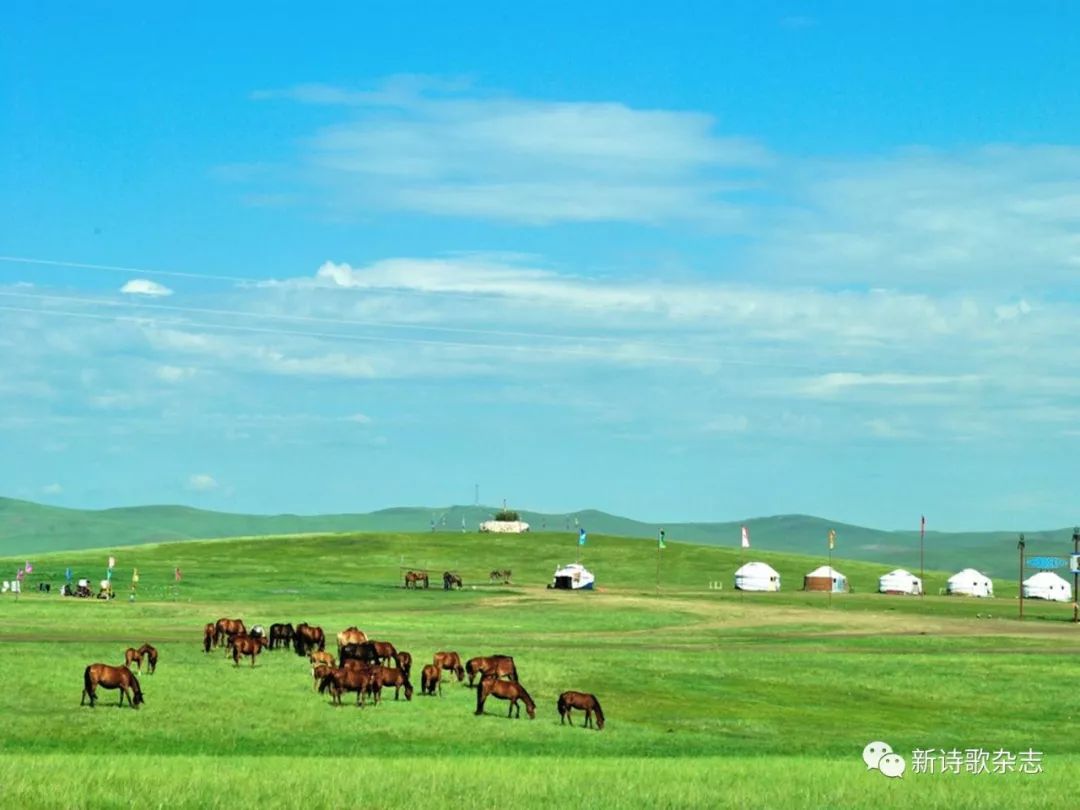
[400,570,509,589]
[78,615,603,729]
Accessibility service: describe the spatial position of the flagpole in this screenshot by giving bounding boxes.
[828,539,833,609]
[919,516,925,597]
[656,529,664,595]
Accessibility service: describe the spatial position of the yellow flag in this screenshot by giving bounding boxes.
[828,529,836,550]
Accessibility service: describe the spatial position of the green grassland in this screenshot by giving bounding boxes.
[4,495,1074,579]
[1,531,1078,809]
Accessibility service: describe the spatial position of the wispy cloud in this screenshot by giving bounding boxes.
[186,473,218,491]
[121,279,173,297]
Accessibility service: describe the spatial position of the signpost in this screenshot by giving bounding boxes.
[1073,528,1080,624]
[1018,535,1025,620]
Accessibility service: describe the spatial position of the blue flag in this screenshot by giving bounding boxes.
[578,528,587,546]
[65,567,72,582]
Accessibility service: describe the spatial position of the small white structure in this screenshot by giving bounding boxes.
[1022,571,1072,602]
[879,568,923,595]
[734,561,781,592]
[803,565,848,593]
[479,520,530,533]
[947,568,994,598]
[551,563,595,590]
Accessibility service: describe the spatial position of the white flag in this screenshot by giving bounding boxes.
[741,525,750,549]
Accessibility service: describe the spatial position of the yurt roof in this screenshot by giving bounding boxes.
[948,568,990,583]
[881,568,914,579]
[1023,571,1069,587]
[735,561,779,577]
[806,565,845,578]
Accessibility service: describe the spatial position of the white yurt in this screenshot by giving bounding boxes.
[734,561,781,592]
[479,520,530,533]
[551,563,595,590]
[803,565,849,593]
[946,568,994,598]
[1022,571,1072,602]
[878,568,923,595]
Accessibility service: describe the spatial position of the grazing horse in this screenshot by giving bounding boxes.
[137,644,158,675]
[214,618,246,648]
[433,651,465,682]
[336,626,367,651]
[421,664,442,696]
[310,650,335,669]
[489,569,512,584]
[396,651,412,679]
[81,664,143,709]
[475,674,535,719]
[311,662,333,691]
[375,665,413,701]
[203,623,215,653]
[123,647,143,672]
[341,658,383,703]
[319,666,379,707]
[558,691,605,730]
[268,623,294,651]
[404,570,429,589]
[466,655,518,687]
[443,571,463,590]
[293,623,326,657]
[232,634,267,667]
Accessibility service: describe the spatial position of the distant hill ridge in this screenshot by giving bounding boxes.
[0,496,1073,578]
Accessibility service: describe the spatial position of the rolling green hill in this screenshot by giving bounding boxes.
[1,496,1074,579]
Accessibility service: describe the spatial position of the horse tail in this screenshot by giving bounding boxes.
[510,660,519,682]
[82,665,93,702]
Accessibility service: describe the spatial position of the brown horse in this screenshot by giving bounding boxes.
[310,650,335,669]
[311,662,334,691]
[123,647,143,671]
[319,666,379,707]
[558,691,605,730]
[214,618,246,648]
[137,644,158,675]
[203,623,215,653]
[336,626,367,651]
[371,640,400,668]
[433,651,465,682]
[404,570,429,589]
[489,569,512,584]
[443,571,463,590]
[396,651,412,679]
[81,664,144,709]
[269,622,294,651]
[421,664,442,696]
[475,674,534,719]
[232,635,267,667]
[293,623,326,657]
[341,658,383,703]
[466,655,518,687]
[375,665,413,701]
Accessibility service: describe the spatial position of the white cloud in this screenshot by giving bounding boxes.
[187,473,218,491]
[121,279,173,297]
[345,413,372,424]
[155,365,197,383]
[41,483,63,494]
[249,79,770,225]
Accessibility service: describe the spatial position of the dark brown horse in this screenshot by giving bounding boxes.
[319,666,379,707]
[404,570,429,589]
[293,623,326,657]
[232,634,267,667]
[375,665,413,701]
[311,662,334,691]
[433,651,465,682]
[203,622,215,653]
[475,674,534,719]
[558,691,605,730]
[443,571,463,590]
[340,640,399,669]
[268,622,294,651]
[214,618,246,648]
[421,664,442,696]
[137,644,158,675]
[341,658,383,704]
[489,569,512,584]
[81,664,144,709]
[396,651,412,679]
[336,626,367,651]
[466,655,518,687]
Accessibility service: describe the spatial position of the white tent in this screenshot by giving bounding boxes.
[947,568,994,598]
[551,563,595,590]
[878,568,922,595]
[1022,571,1072,602]
[734,561,781,592]
[803,565,848,593]
[479,520,530,533]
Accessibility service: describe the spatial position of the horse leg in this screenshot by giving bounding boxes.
[584,709,592,728]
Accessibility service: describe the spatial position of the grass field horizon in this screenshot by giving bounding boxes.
[2,530,1078,808]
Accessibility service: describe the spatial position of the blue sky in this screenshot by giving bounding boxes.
[3,2,1079,530]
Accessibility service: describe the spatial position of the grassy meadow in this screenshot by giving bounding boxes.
[1,531,1078,808]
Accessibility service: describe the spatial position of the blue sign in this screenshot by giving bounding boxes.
[1027,556,1067,570]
